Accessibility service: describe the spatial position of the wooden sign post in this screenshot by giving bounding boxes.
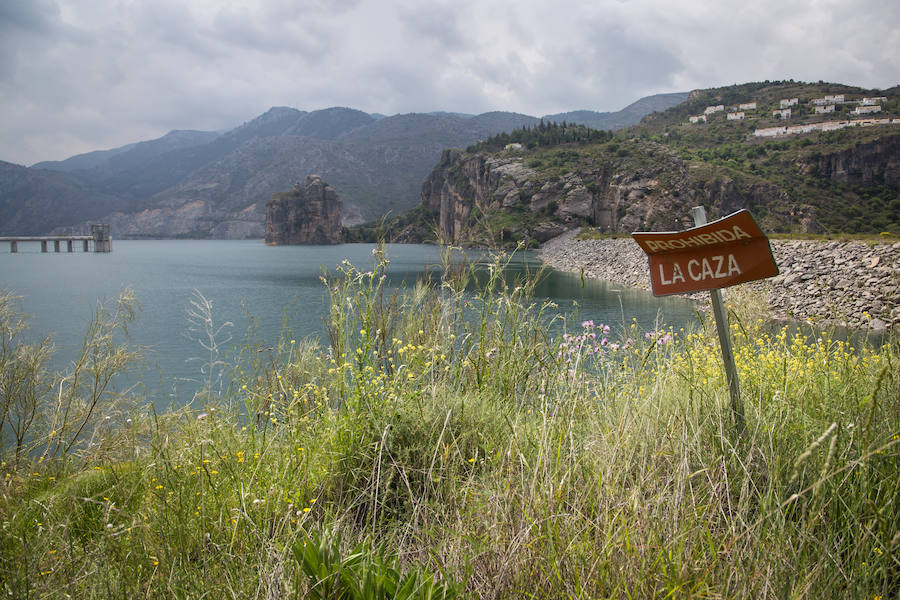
[632,208,780,433]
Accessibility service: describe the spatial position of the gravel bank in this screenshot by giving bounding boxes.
[537,230,900,332]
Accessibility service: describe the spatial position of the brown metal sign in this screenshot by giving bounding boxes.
[632,209,779,296]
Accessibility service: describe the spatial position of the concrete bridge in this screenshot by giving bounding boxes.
[1,224,112,253]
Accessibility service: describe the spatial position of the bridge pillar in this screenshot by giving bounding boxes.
[67,240,74,252]
[91,224,112,252]
[54,240,61,252]
[83,239,89,252]
[10,241,16,253]
[41,240,47,253]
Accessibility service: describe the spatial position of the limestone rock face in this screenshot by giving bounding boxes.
[418,141,838,246]
[265,175,343,245]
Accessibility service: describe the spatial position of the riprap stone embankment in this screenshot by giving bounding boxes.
[537,231,900,332]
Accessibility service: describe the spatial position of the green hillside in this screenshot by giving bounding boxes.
[637,81,900,233]
[360,81,899,244]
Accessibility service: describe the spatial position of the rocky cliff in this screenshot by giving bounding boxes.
[415,127,899,247]
[265,175,343,245]
[418,142,820,246]
[801,136,900,186]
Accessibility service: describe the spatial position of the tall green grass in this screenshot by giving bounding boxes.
[1,249,897,598]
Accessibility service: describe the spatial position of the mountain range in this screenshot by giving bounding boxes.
[0,93,688,238]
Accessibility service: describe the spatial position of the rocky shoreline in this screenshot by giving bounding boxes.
[537,230,900,332]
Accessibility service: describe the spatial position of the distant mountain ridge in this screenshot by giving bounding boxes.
[544,92,690,131]
[4,93,689,238]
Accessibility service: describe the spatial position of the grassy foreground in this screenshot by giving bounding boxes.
[1,248,898,599]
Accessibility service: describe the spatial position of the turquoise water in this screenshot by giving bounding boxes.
[0,240,698,406]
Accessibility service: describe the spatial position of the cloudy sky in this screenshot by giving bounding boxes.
[2,0,897,166]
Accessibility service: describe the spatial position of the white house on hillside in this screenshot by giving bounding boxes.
[727,112,745,120]
[852,105,882,115]
[780,98,798,108]
[773,108,792,119]
[813,94,845,106]
[739,102,757,110]
[814,105,836,114]
[704,105,725,115]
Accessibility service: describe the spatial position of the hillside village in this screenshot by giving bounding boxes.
[686,93,898,138]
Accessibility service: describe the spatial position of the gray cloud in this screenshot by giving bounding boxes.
[398,1,470,52]
[0,0,897,165]
[0,0,59,33]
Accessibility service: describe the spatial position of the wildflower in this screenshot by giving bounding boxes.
[197,413,208,420]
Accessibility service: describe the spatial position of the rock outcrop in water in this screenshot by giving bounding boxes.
[265,175,343,245]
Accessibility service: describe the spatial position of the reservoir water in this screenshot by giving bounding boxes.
[0,241,698,407]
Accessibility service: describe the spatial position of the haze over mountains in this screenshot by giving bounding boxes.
[0,93,688,238]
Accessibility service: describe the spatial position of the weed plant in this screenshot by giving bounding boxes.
[1,249,897,599]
